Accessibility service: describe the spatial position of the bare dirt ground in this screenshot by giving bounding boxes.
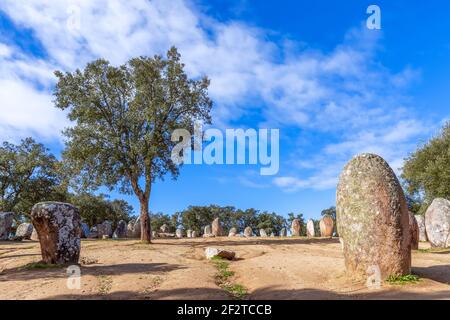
[0,237,449,300]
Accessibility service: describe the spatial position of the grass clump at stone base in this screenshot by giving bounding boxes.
[386,274,420,285]
[20,261,64,270]
[210,256,248,299]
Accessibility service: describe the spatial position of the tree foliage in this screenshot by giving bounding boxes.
[401,121,450,214]
[54,47,212,242]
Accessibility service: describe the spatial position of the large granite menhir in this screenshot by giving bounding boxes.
[31,202,81,264]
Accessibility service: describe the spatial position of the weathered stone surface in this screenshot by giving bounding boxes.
[130,217,141,238]
[15,223,33,239]
[187,230,193,238]
[270,232,275,237]
[280,227,287,237]
[205,247,235,260]
[408,212,419,250]
[127,219,135,238]
[336,153,411,279]
[425,198,450,248]
[204,225,212,236]
[211,218,223,237]
[97,220,113,238]
[306,219,315,237]
[319,217,334,238]
[113,220,127,239]
[414,215,427,242]
[80,222,90,238]
[291,219,301,236]
[151,231,157,238]
[259,229,268,237]
[31,202,81,264]
[244,226,253,237]
[160,224,169,233]
[176,228,183,238]
[88,226,98,239]
[228,227,237,237]
[0,212,14,240]
[191,230,198,238]
[31,227,39,241]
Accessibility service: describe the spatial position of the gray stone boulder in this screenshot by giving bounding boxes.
[187,229,193,238]
[291,219,301,236]
[205,247,235,260]
[80,222,90,238]
[408,212,419,250]
[306,219,315,237]
[244,226,253,237]
[129,217,141,238]
[228,227,237,237]
[0,212,14,240]
[127,219,135,238]
[336,153,411,279]
[160,223,170,233]
[113,220,127,239]
[212,218,223,236]
[259,229,268,237]
[176,228,183,238]
[97,220,113,238]
[191,230,198,238]
[88,226,98,239]
[280,227,287,237]
[414,215,427,242]
[15,223,33,239]
[425,198,450,248]
[203,225,213,237]
[31,202,81,264]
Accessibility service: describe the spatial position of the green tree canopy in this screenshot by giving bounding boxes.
[54,47,212,242]
[0,138,67,218]
[401,121,450,214]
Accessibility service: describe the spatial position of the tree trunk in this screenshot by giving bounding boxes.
[139,197,152,243]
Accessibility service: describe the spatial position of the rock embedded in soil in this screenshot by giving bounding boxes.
[244,227,253,237]
[319,217,334,238]
[80,222,90,238]
[205,247,236,260]
[306,219,315,237]
[425,198,450,248]
[0,212,14,240]
[259,229,268,237]
[336,153,411,280]
[15,223,33,239]
[291,219,301,236]
[31,202,81,264]
[97,220,113,238]
[408,212,419,250]
[414,215,427,242]
[211,218,223,237]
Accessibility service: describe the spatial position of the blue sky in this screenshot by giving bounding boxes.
[0,1,449,219]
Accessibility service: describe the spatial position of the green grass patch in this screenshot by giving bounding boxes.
[386,274,420,285]
[20,262,63,270]
[210,256,247,299]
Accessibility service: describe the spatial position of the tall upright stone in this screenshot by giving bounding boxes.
[280,228,287,237]
[425,198,450,248]
[306,219,315,237]
[291,219,301,236]
[187,229,193,238]
[31,202,81,264]
[113,220,127,239]
[414,215,427,242]
[15,223,33,240]
[0,212,14,240]
[176,228,183,238]
[97,220,113,238]
[203,225,213,237]
[259,229,268,237]
[319,217,334,238]
[191,230,198,238]
[336,153,411,279]
[160,224,170,233]
[244,227,252,237]
[228,227,237,237]
[408,212,419,250]
[211,218,223,237]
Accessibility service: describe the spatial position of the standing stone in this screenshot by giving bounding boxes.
[31,202,81,264]
[280,228,287,237]
[319,217,334,238]
[88,226,98,239]
[414,215,427,242]
[30,227,39,241]
[244,226,253,237]
[306,219,315,237]
[160,224,170,233]
[97,220,113,238]
[228,227,237,237]
[204,225,212,236]
[176,228,183,238]
[291,219,301,236]
[113,220,127,239]
[187,230,193,238]
[425,198,450,248]
[191,230,198,238]
[15,223,33,239]
[151,231,157,238]
[270,232,275,237]
[127,219,135,238]
[0,212,14,240]
[408,212,419,250]
[211,218,223,237]
[336,153,411,279]
[259,229,268,237]
[80,222,90,238]
[132,217,141,238]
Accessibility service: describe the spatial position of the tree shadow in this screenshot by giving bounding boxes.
[412,265,450,284]
[0,253,40,260]
[0,262,185,282]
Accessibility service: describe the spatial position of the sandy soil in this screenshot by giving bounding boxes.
[0,237,449,300]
